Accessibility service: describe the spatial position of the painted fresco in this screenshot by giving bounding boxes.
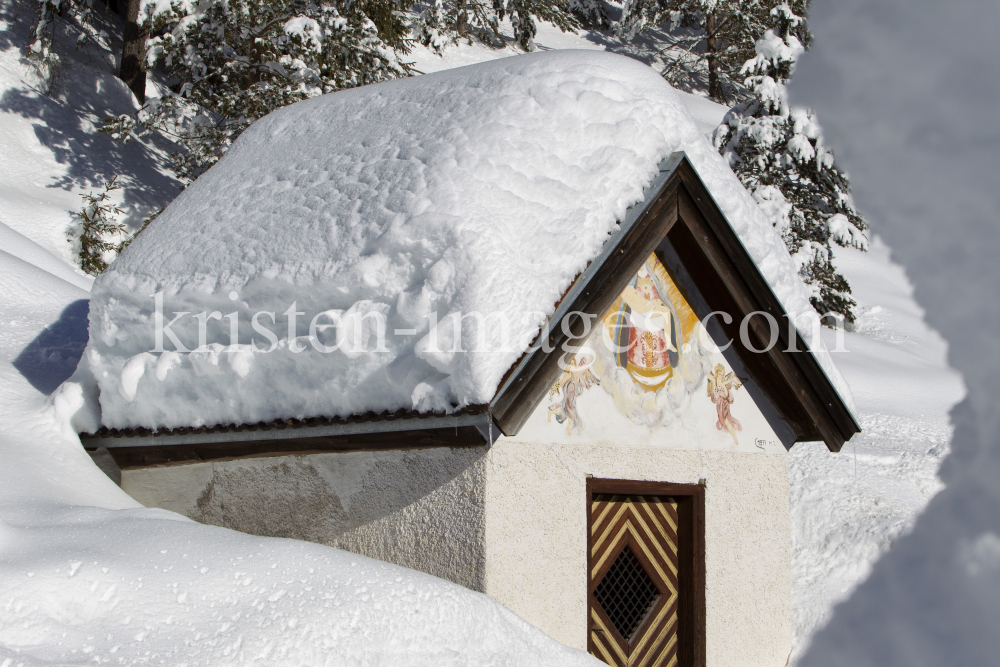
[545,252,765,448]
[707,363,743,444]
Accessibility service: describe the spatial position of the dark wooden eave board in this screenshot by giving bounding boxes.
[101,425,487,469]
[489,152,860,451]
[82,409,492,467]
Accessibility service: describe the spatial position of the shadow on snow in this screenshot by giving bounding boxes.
[13,299,89,395]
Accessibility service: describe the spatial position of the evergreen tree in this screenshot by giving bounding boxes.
[104,0,412,179]
[714,3,867,322]
[119,0,147,103]
[75,177,128,276]
[616,0,776,103]
[567,0,607,28]
[413,0,579,53]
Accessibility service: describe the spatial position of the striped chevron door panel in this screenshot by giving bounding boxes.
[588,492,681,667]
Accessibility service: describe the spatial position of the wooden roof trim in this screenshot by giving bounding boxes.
[82,407,490,449]
[488,153,688,408]
[86,406,487,440]
[100,423,490,469]
[671,162,859,450]
[83,408,493,468]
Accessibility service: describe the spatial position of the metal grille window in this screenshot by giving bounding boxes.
[593,545,661,642]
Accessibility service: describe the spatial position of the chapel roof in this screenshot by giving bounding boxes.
[86,50,853,441]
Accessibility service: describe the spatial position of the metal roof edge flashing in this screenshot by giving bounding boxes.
[82,410,493,450]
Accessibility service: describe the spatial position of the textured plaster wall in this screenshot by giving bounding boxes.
[122,447,489,590]
[122,441,790,666]
[482,440,792,667]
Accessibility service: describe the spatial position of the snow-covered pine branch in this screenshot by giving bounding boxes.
[615,0,785,103]
[412,0,580,54]
[104,0,413,180]
[714,2,868,323]
[74,177,129,276]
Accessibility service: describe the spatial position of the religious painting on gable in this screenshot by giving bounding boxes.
[548,252,741,441]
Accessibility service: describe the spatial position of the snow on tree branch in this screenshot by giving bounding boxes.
[105,0,413,180]
[714,2,868,322]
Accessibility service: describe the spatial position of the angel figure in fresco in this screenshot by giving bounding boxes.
[613,265,680,392]
[548,358,600,434]
[707,363,743,444]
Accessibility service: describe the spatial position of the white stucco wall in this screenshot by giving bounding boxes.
[481,440,791,666]
[123,441,790,667]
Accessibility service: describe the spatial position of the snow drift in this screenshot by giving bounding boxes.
[86,49,850,431]
[0,7,602,662]
[787,0,1000,665]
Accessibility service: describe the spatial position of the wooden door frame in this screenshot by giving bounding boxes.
[586,478,706,667]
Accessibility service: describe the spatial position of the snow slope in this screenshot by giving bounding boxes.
[0,3,602,665]
[787,0,1000,664]
[0,0,181,266]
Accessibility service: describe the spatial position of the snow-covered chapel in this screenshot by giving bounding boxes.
[78,50,858,666]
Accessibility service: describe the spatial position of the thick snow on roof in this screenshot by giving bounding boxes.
[88,49,850,430]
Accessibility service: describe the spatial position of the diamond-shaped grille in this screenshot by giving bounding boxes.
[594,545,660,642]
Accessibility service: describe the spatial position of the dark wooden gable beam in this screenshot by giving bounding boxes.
[490,153,859,452]
[671,161,859,450]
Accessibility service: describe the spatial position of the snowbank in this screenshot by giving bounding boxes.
[789,0,1000,665]
[0,508,596,666]
[0,247,600,667]
[88,49,849,431]
[788,238,963,663]
[0,8,604,662]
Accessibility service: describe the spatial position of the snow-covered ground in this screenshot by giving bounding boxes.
[0,3,601,665]
[791,238,963,661]
[0,0,966,664]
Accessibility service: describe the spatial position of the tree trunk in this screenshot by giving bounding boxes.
[118,0,146,104]
[705,11,722,102]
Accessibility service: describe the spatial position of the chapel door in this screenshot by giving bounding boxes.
[587,481,703,667]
